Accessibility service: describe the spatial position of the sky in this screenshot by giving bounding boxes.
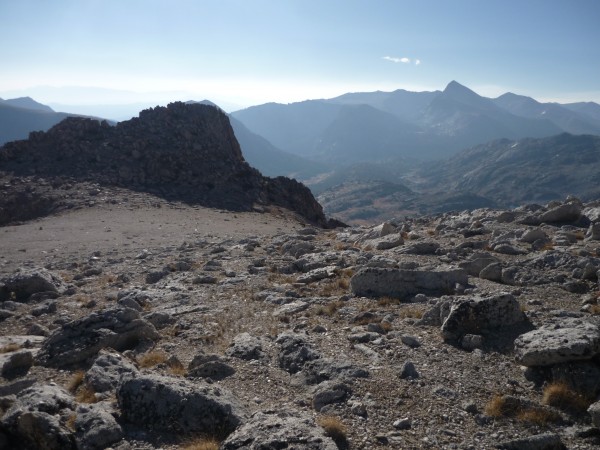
[1,0,599,118]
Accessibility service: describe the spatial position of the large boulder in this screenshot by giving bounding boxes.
[0,384,76,450]
[538,202,582,224]
[0,268,64,302]
[84,350,139,393]
[441,293,526,341]
[117,374,246,435]
[221,409,338,450]
[514,318,600,367]
[73,404,123,450]
[36,308,159,368]
[350,267,467,299]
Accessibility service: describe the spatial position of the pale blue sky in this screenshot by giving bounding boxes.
[1,0,599,112]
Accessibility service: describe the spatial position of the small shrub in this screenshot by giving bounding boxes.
[318,415,347,443]
[138,350,168,368]
[542,382,591,413]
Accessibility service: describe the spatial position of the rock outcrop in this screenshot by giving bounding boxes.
[0,102,331,226]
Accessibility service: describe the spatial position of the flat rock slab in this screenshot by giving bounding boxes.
[350,267,467,299]
[514,319,600,367]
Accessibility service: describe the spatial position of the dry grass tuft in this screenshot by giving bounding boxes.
[316,300,345,317]
[0,343,22,354]
[516,407,561,425]
[380,321,393,332]
[542,382,592,413]
[180,436,220,450]
[318,415,347,443]
[67,370,86,393]
[485,394,562,425]
[167,358,188,377]
[75,384,98,403]
[587,304,600,315]
[138,350,168,368]
[398,306,424,319]
[377,296,401,307]
[484,394,518,417]
[65,413,77,431]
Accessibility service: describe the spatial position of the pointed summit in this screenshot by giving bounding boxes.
[442,81,485,105]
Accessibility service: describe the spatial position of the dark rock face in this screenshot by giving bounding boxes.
[117,374,246,435]
[0,102,329,226]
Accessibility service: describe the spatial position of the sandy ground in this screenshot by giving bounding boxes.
[0,202,304,274]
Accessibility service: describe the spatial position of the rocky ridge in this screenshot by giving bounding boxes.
[1,195,600,448]
[0,102,332,227]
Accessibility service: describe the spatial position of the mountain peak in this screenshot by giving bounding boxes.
[1,97,54,113]
[443,81,479,98]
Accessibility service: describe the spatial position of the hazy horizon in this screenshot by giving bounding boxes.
[1,0,599,120]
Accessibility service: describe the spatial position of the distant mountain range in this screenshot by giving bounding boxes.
[0,97,113,146]
[231,81,600,163]
[2,85,600,224]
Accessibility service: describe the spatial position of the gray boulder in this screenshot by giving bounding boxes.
[371,233,404,250]
[1,350,33,379]
[74,403,122,450]
[299,358,369,385]
[459,253,500,277]
[351,267,467,300]
[1,384,76,450]
[514,318,600,366]
[0,268,64,302]
[521,228,549,244]
[36,307,160,368]
[225,332,265,360]
[495,433,565,449]
[221,409,338,450]
[479,262,503,282]
[587,222,600,241]
[396,241,440,255]
[539,203,582,224]
[589,400,600,428]
[441,293,526,341]
[84,350,139,393]
[187,353,235,380]
[312,381,352,411]
[117,374,246,434]
[276,332,321,374]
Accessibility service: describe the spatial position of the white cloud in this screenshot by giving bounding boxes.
[383,56,421,66]
[383,56,410,64]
